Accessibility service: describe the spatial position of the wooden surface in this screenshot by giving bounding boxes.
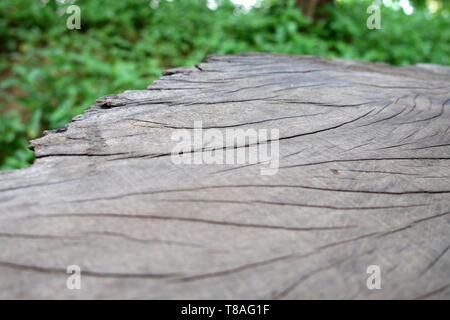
[0,53,449,299]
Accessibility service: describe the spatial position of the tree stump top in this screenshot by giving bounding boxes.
[0,53,449,299]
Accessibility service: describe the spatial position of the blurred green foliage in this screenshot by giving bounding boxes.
[0,0,449,170]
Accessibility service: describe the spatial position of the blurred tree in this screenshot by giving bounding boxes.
[409,0,427,9]
[297,0,334,19]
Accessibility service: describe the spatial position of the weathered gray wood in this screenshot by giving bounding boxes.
[0,53,449,299]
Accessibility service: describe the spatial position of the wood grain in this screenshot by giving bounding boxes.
[0,53,449,299]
